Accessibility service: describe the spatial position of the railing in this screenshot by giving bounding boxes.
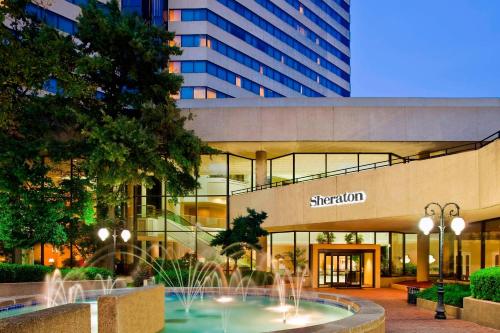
[232,130,500,195]
[136,205,215,244]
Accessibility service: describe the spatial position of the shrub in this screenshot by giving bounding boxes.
[244,270,274,286]
[0,263,54,282]
[132,262,152,287]
[470,266,500,302]
[417,283,471,307]
[61,267,114,281]
[155,269,191,287]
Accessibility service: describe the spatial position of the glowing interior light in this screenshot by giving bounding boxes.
[429,255,436,264]
[215,296,233,303]
[400,254,411,264]
[418,216,434,235]
[98,228,110,241]
[120,229,131,242]
[451,217,466,235]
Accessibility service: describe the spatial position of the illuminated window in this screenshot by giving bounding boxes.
[259,86,264,97]
[169,9,181,21]
[194,87,206,99]
[171,92,180,100]
[168,61,180,73]
[207,89,217,99]
[170,35,181,47]
[299,5,304,14]
[235,76,241,87]
[200,35,207,47]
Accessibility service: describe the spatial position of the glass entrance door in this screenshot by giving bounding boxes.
[318,251,366,288]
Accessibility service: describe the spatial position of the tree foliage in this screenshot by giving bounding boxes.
[0,0,209,253]
[210,208,269,266]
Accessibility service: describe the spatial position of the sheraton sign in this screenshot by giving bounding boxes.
[310,191,366,208]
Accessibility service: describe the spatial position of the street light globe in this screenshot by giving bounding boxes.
[98,228,110,241]
[121,229,131,242]
[451,217,465,235]
[419,216,434,235]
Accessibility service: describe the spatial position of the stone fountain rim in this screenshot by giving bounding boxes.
[164,287,385,333]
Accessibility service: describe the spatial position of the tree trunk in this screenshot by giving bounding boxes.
[40,243,45,265]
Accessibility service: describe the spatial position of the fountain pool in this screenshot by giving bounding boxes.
[164,293,353,333]
[0,292,353,333]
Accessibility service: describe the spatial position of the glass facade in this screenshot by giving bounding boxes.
[172,8,350,97]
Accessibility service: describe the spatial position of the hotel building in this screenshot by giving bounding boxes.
[25,0,351,98]
[130,98,500,288]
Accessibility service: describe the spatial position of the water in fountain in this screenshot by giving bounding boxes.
[228,268,256,302]
[46,269,85,307]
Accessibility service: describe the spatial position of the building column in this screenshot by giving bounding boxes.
[255,150,267,187]
[255,150,268,271]
[417,233,430,282]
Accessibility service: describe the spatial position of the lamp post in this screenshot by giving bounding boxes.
[98,227,131,272]
[418,202,465,320]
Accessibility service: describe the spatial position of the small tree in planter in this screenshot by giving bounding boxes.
[210,208,268,269]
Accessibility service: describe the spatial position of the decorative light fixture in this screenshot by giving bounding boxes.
[120,229,132,242]
[450,217,466,235]
[429,255,436,264]
[98,227,110,241]
[418,216,434,235]
[418,202,463,320]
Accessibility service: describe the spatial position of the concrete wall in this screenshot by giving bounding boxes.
[180,98,500,143]
[98,285,165,333]
[463,297,500,330]
[0,303,90,333]
[229,140,500,232]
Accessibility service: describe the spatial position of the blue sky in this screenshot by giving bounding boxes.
[350,0,500,97]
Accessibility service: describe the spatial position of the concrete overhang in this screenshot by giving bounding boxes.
[180,97,500,157]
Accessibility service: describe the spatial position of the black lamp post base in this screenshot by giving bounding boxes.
[434,312,446,320]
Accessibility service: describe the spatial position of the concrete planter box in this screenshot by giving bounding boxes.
[462,297,500,330]
[0,303,91,333]
[98,285,165,333]
[416,298,463,318]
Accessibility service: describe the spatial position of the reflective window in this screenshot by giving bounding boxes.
[197,196,227,230]
[296,232,309,274]
[272,233,294,274]
[485,220,500,268]
[294,154,325,180]
[391,233,404,275]
[327,154,358,173]
[271,155,293,183]
[357,232,375,244]
[429,233,440,275]
[229,155,252,193]
[376,232,390,276]
[198,155,227,195]
[405,234,417,276]
[359,154,390,170]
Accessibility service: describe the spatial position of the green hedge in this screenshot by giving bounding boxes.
[0,263,54,282]
[470,267,500,302]
[61,267,114,281]
[417,283,471,307]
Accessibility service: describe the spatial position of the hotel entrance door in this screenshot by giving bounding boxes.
[318,251,372,288]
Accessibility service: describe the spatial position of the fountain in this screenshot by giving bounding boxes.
[46,269,85,307]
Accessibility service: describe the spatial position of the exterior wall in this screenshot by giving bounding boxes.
[229,140,500,232]
[98,285,165,333]
[463,297,500,330]
[311,244,381,288]
[180,98,500,144]
[0,303,91,333]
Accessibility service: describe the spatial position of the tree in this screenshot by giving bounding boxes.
[211,208,269,268]
[316,232,335,244]
[0,0,80,257]
[74,0,212,218]
[0,0,210,260]
[345,232,362,244]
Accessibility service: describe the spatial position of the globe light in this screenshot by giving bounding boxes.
[451,217,465,235]
[120,229,131,242]
[98,227,110,241]
[419,216,434,235]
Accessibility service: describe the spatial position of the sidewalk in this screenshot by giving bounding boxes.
[316,288,499,333]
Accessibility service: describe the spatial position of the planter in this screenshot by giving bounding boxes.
[462,297,500,330]
[416,298,463,318]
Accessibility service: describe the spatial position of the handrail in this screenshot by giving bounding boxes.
[232,130,500,195]
[136,206,215,243]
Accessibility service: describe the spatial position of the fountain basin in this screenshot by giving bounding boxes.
[0,288,384,333]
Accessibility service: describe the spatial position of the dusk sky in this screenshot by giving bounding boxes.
[350,0,500,97]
